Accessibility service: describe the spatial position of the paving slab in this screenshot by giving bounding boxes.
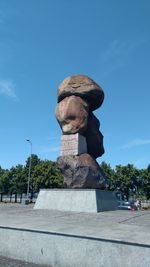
[0,256,47,267]
[0,203,150,246]
[0,203,150,267]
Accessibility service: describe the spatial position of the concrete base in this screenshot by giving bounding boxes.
[1,227,150,267]
[34,189,117,212]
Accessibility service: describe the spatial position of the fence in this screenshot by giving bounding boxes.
[0,193,38,203]
[141,200,150,209]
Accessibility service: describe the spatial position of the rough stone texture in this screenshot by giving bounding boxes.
[84,112,104,158]
[55,74,106,189]
[57,75,104,111]
[55,95,89,134]
[57,153,108,189]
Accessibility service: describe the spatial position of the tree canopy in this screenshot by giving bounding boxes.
[100,161,150,200]
[0,155,63,195]
[0,157,149,200]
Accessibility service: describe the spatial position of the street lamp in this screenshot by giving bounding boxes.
[26,139,32,202]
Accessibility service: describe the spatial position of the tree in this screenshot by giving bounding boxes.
[146,164,150,199]
[100,161,115,190]
[32,160,63,192]
[113,164,139,200]
[139,165,150,199]
[9,165,27,194]
[25,154,41,195]
[0,169,10,194]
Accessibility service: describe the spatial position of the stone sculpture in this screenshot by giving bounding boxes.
[55,75,108,189]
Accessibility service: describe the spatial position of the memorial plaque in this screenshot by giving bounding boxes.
[60,133,87,156]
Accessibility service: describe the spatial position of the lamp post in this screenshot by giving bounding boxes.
[26,139,32,202]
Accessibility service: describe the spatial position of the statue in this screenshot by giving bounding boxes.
[55,75,108,189]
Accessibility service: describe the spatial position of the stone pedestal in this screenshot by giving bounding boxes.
[34,189,117,213]
[60,133,87,156]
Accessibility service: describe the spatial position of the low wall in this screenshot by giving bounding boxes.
[0,226,149,267]
[141,201,150,209]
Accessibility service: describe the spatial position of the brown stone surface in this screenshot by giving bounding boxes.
[84,112,104,159]
[57,75,104,111]
[57,153,108,189]
[55,95,89,134]
[55,74,105,189]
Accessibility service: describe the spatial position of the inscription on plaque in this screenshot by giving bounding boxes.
[60,133,87,156]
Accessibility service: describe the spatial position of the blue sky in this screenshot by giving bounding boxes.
[0,0,150,169]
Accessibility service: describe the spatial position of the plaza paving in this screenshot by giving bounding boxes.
[0,203,150,266]
[0,256,47,267]
[0,203,150,245]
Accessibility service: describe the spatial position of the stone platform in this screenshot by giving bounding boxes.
[34,189,117,212]
[0,204,150,267]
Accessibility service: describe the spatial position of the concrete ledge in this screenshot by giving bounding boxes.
[34,189,117,212]
[0,205,150,267]
[0,226,150,267]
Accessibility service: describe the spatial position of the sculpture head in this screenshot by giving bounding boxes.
[57,75,104,111]
[55,74,104,159]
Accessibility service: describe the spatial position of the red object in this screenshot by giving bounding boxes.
[130,208,135,212]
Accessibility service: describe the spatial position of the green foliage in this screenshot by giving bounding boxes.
[100,161,115,190]
[139,165,150,199]
[113,164,138,199]
[0,155,63,195]
[9,164,27,194]
[0,156,149,200]
[100,162,150,200]
[25,154,41,173]
[32,160,63,192]
[24,154,41,195]
[0,168,10,194]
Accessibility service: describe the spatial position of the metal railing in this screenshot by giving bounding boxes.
[141,200,150,209]
[0,193,38,204]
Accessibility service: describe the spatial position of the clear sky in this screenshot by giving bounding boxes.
[0,0,150,170]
